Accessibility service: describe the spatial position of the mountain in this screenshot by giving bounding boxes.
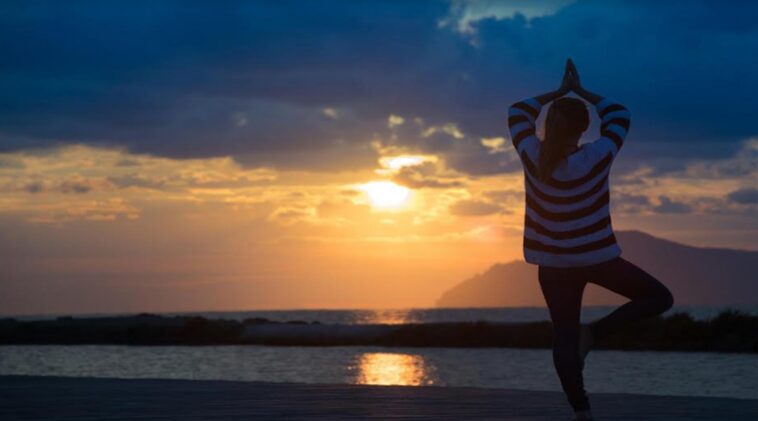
[435,230,758,307]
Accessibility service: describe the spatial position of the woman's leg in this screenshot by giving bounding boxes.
[586,257,675,341]
[538,265,591,412]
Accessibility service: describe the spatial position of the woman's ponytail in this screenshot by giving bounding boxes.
[538,98,589,183]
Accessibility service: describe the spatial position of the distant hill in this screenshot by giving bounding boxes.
[436,230,758,307]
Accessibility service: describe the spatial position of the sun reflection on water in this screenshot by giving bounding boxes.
[359,309,415,324]
[353,352,435,386]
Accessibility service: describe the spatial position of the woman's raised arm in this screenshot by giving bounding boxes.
[576,85,631,155]
[570,60,631,156]
[507,60,574,153]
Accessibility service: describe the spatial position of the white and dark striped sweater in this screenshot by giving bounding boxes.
[507,96,631,268]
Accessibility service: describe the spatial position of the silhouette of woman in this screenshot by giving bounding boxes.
[507,59,674,421]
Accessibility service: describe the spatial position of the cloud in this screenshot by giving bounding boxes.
[443,0,578,35]
[681,138,758,179]
[449,199,502,216]
[483,189,522,202]
[1,176,109,195]
[0,0,757,178]
[322,108,339,120]
[387,115,405,128]
[611,191,652,214]
[0,156,24,169]
[727,187,758,204]
[0,144,287,224]
[267,206,317,226]
[107,174,167,190]
[653,195,692,214]
[27,198,140,224]
[480,137,507,154]
[378,113,522,176]
[390,162,466,189]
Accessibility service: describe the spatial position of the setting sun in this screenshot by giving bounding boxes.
[358,181,411,208]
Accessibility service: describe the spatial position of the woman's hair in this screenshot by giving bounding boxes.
[538,97,590,182]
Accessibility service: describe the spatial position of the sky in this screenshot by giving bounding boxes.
[1,0,756,315]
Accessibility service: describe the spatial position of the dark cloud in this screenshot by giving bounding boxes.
[614,192,651,206]
[727,187,758,204]
[24,182,44,194]
[0,156,25,169]
[611,191,652,214]
[59,180,93,194]
[107,174,166,190]
[653,195,692,214]
[16,178,100,194]
[390,162,466,189]
[115,158,140,167]
[449,199,502,216]
[483,189,522,203]
[1,0,756,173]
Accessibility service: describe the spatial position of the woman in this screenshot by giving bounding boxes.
[507,59,674,421]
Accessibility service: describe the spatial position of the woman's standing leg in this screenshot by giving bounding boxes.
[585,257,675,341]
[538,265,591,412]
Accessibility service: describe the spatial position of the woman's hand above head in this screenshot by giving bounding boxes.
[530,59,574,105]
[558,58,574,96]
[566,59,579,90]
[566,58,602,104]
[510,58,588,111]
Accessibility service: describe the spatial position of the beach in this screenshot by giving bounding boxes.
[2,375,757,420]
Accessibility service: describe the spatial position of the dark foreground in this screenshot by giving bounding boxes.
[2,376,757,420]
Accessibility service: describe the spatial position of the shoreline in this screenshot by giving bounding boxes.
[2,308,757,353]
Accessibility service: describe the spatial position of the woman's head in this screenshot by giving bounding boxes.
[538,97,590,182]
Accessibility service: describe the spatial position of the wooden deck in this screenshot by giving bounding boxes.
[2,375,757,420]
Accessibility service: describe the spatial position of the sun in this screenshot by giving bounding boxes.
[359,181,411,209]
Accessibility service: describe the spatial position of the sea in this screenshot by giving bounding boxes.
[9,304,758,324]
[2,305,757,400]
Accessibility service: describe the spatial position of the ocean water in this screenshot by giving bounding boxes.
[9,305,758,324]
[1,345,756,400]
[4,306,756,400]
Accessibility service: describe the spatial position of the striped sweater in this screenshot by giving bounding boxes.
[507,96,631,268]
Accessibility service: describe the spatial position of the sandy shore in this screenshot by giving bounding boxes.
[2,375,757,420]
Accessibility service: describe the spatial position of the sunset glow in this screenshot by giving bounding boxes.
[0,1,755,316]
[354,352,433,386]
[2,4,756,418]
[379,155,436,170]
[358,181,412,209]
